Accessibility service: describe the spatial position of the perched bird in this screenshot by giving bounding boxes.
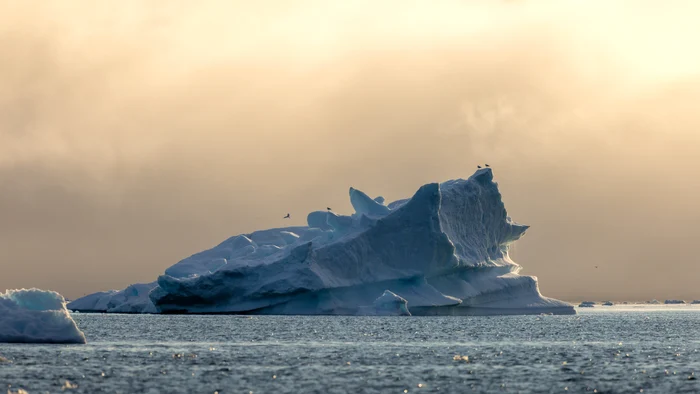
[485,164,490,167]
[327,207,332,211]
[477,165,482,169]
[283,213,290,219]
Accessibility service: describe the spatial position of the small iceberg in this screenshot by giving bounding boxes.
[691,300,700,305]
[602,301,613,306]
[578,301,595,307]
[647,299,660,304]
[664,299,686,304]
[372,290,411,316]
[0,289,86,344]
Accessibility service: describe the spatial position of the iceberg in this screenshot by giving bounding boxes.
[70,168,574,316]
[0,289,86,344]
[357,290,411,316]
[578,301,595,307]
[67,282,157,313]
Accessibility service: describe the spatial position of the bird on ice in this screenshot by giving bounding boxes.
[283,213,290,219]
[327,207,332,211]
[485,164,490,167]
[477,165,482,169]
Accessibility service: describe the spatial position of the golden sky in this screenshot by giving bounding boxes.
[1,1,699,300]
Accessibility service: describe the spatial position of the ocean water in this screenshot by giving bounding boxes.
[2,307,700,393]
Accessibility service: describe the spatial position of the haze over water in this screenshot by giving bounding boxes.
[1,1,699,301]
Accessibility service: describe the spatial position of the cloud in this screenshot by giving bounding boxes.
[1,1,699,300]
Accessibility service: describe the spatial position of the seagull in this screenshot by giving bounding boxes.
[327,207,332,211]
[283,213,290,219]
[477,165,482,169]
[485,164,490,167]
[595,266,598,269]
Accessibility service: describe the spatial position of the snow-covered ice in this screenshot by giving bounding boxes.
[70,168,574,316]
[0,289,86,344]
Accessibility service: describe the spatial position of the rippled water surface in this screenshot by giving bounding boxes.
[2,307,700,393]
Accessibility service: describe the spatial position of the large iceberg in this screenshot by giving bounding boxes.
[1,289,86,344]
[69,169,574,316]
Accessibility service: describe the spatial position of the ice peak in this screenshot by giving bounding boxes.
[471,167,494,183]
[349,187,391,217]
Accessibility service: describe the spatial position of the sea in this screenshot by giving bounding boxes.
[2,306,700,393]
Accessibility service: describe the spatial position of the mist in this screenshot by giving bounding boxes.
[1,1,699,301]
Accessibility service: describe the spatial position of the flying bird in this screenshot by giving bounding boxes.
[283,213,290,219]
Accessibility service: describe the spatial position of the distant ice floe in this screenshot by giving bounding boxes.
[70,169,574,316]
[0,289,86,344]
[578,301,595,308]
[665,300,686,304]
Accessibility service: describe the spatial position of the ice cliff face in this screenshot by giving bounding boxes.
[69,169,574,316]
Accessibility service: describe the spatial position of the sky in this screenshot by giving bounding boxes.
[1,0,699,301]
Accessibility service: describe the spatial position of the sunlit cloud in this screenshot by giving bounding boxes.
[1,1,699,300]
